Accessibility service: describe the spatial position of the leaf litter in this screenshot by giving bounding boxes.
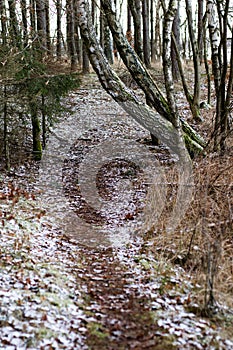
[0,76,233,349]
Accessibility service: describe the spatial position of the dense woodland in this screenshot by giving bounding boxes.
[0,0,232,165]
[0,0,233,347]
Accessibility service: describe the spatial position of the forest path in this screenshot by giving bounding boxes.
[1,76,233,349]
[45,76,232,349]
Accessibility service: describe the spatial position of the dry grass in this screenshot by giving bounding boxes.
[143,147,233,310]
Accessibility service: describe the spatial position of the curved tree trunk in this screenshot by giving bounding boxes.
[77,0,183,151]
[77,0,194,232]
[100,0,205,153]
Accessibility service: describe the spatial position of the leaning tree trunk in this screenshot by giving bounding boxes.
[77,0,184,150]
[100,0,205,154]
[77,0,194,232]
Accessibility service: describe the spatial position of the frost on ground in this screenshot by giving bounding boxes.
[0,79,233,349]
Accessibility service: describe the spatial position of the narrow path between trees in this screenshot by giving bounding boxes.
[1,77,233,349]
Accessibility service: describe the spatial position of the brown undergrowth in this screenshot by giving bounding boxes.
[143,146,233,311]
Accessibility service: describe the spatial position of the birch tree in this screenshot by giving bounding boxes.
[207,0,233,150]
[100,0,205,153]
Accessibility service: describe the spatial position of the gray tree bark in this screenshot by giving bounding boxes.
[128,0,143,60]
[142,0,151,67]
[100,0,205,153]
[77,0,194,231]
[185,0,202,121]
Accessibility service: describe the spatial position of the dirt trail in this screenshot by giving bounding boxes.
[1,76,233,349]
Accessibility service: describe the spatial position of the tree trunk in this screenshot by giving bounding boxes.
[36,0,47,51]
[8,0,21,47]
[77,0,186,153]
[150,0,155,63]
[207,0,232,150]
[0,0,7,45]
[171,0,180,81]
[185,0,202,121]
[66,0,78,71]
[82,44,90,74]
[128,0,143,60]
[3,86,10,170]
[74,0,82,63]
[155,1,162,60]
[45,0,51,53]
[104,16,113,64]
[77,0,194,232]
[198,0,204,62]
[142,0,151,67]
[56,0,62,59]
[100,0,205,153]
[163,0,179,128]
[30,102,42,161]
[29,0,36,35]
[20,0,28,46]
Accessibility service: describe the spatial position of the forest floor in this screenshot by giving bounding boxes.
[0,72,233,349]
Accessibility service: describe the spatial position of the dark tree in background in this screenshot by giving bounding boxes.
[66,0,77,70]
[0,0,232,158]
[171,0,181,81]
[128,0,143,60]
[142,0,150,67]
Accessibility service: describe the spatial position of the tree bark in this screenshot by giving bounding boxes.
[30,102,42,161]
[56,0,62,59]
[100,0,205,153]
[66,0,78,70]
[45,0,51,53]
[163,0,179,127]
[198,0,204,62]
[77,0,183,150]
[185,0,202,121]
[142,0,151,67]
[77,0,194,232]
[155,1,162,59]
[171,0,180,81]
[128,0,143,60]
[20,0,27,46]
[8,0,21,47]
[36,0,47,51]
[0,0,7,45]
[29,0,36,35]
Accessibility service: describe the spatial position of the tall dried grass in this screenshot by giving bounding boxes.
[143,148,233,310]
